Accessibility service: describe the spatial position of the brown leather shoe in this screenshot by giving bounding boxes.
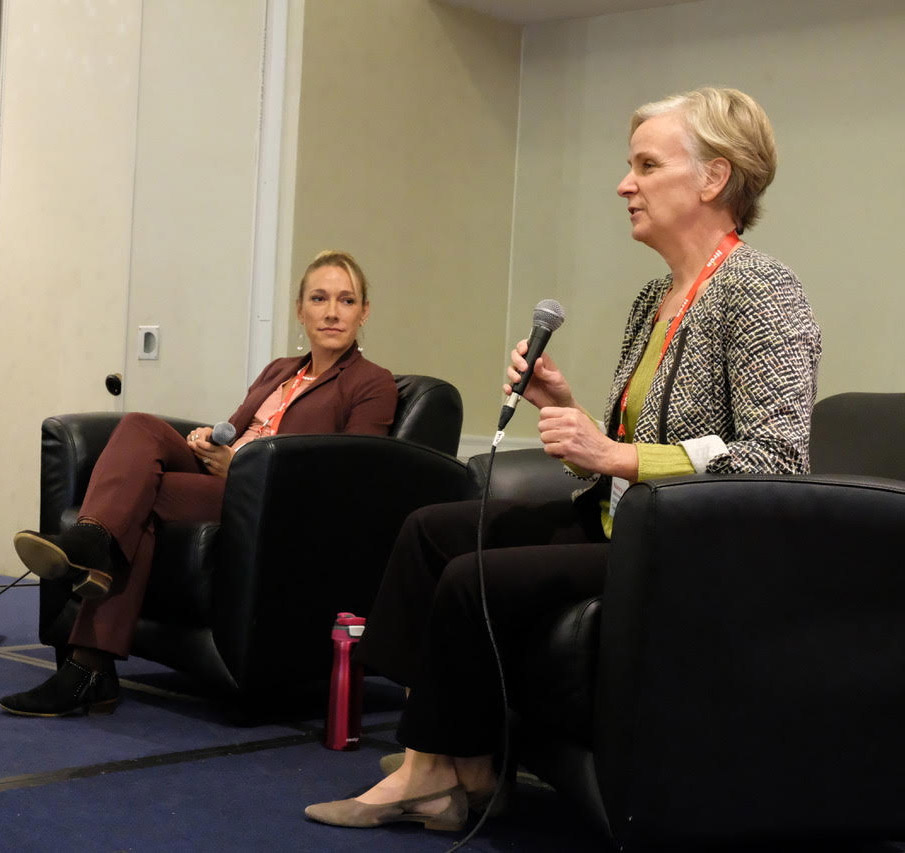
[305,784,467,831]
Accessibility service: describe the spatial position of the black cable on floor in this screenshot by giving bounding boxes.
[0,572,33,597]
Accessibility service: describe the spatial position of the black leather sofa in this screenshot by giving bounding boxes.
[37,375,469,706]
[464,393,905,848]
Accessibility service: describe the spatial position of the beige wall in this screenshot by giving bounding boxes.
[289,0,522,436]
[510,0,905,437]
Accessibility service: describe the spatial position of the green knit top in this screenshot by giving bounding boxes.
[601,320,694,537]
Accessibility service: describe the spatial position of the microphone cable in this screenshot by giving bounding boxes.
[0,571,35,597]
[447,298,564,850]
[445,441,509,853]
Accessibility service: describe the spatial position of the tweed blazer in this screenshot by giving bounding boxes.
[227,344,397,439]
[601,243,821,475]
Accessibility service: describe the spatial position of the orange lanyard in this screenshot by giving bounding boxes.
[261,364,310,436]
[617,231,741,439]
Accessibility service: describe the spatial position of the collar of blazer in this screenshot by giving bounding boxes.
[296,341,362,387]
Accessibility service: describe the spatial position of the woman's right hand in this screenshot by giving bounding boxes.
[504,339,576,410]
[187,426,213,447]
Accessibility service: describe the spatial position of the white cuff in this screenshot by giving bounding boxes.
[678,435,729,473]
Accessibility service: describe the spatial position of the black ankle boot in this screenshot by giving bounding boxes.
[0,658,119,717]
[13,522,114,599]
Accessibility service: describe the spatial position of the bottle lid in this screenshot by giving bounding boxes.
[334,612,367,628]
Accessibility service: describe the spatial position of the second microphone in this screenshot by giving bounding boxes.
[499,298,566,430]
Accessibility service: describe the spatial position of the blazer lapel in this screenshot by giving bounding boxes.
[282,344,361,412]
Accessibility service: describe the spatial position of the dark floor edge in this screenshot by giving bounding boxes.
[0,731,321,792]
[0,579,37,593]
[0,721,401,793]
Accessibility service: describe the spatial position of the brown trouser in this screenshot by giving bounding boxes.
[70,413,225,657]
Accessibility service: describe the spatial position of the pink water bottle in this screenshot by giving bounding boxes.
[325,612,367,751]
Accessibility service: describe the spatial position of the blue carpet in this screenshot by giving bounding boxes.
[0,744,595,852]
[5,585,900,852]
[0,584,602,852]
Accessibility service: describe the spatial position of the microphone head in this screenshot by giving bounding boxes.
[533,299,565,332]
[211,421,237,446]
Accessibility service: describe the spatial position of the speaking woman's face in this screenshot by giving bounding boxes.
[616,112,707,250]
[297,265,369,360]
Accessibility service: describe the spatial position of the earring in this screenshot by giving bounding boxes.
[296,328,308,352]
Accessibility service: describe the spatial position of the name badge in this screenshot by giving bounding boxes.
[609,476,629,518]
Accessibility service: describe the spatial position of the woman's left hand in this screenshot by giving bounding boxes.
[190,435,234,479]
[537,407,638,480]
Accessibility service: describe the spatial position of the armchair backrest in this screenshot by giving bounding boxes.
[390,375,463,456]
[465,447,577,503]
[810,391,905,479]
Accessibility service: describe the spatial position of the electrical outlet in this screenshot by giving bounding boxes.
[138,325,160,360]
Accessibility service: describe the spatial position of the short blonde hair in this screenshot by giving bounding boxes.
[631,87,777,233]
[297,250,370,303]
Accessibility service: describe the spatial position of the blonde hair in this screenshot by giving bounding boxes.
[631,87,777,233]
[297,250,370,303]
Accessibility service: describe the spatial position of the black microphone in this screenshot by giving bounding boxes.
[498,299,566,430]
[210,421,237,446]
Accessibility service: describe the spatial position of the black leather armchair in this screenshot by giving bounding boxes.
[809,391,905,478]
[512,474,905,847]
[37,375,470,704]
[466,394,905,847]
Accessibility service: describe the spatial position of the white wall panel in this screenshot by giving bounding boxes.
[0,0,140,568]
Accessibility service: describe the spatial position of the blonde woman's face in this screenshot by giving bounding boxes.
[297,265,369,359]
[616,112,706,249]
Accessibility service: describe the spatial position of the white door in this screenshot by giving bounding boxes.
[0,0,273,574]
[0,0,139,570]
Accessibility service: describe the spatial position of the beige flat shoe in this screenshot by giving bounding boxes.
[305,784,467,831]
[378,753,511,817]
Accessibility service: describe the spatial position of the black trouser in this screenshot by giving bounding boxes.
[355,498,608,757]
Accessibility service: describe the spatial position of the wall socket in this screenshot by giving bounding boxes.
[138,325,160,360]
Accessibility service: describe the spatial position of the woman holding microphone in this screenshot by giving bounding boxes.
[305,88,820,834]
[2,250,397,718]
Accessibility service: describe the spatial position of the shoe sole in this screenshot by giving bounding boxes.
[376,813,465,831]
[13,532,112,599]
[307,810,465,832]
[0,696,119,718]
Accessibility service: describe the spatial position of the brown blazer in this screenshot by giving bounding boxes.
[227,344,397,438]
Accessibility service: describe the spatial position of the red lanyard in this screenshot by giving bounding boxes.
[617,231,741,439]
[261,364,310,436]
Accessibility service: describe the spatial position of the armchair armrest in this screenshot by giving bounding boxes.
[210,434,472,692]
[466,448,578,503]
[39,412,200,533]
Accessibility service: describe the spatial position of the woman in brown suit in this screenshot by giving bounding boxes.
[2,250,397,717]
